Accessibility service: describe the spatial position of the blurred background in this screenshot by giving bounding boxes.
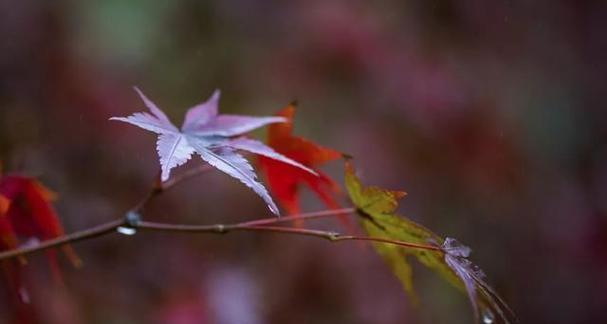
[1,0,606,323]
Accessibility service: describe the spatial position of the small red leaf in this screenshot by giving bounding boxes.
[0,172,77,322]
[259,104,344,226]
[0,175,81,274]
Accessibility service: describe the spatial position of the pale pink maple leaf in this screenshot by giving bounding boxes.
[111,87,316,215]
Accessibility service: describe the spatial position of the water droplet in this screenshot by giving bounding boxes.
[117,226,137,236]
[482,309,495,324]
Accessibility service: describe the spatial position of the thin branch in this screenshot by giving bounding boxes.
[328,235,442,251]
[0,165,214,262]
[132,165,214,213]
[133,222,441,251]
[0,219,126,261]
[162,164,214,191]
[0,165,441,263]
[0,208,441,262]
[239,207,356,227]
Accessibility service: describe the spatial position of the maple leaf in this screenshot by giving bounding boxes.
[0,192,22,301]
[258,104,343,220]
[0,176,81,267]
[0,175,81,312]
[0,194,8,215]
[0,193,12,251]
[111,88,315,215]
[345,161,515,323]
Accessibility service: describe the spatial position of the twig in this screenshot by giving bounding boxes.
[144,222,440,251]
[132,164,214,213]
[0,219,126,261]
[0,165,214,262]
[0,165,441,262]
[239,207,356,226]
[0,208,441,261]
[162,164,214,191]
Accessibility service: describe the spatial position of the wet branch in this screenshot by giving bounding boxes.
[0,166,441,262]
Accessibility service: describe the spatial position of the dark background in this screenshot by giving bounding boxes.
[1,1,606,323]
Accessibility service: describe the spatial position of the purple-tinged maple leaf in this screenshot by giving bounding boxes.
[443,238,516,324]
[111,87,316,215]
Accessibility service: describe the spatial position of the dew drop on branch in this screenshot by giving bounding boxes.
[482,309,495,323]
[116,226,137,236]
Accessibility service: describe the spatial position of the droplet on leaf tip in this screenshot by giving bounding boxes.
[116,226,137,236]
[482,309,495,323]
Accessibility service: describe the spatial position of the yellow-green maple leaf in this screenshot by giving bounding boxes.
[345,161,515,323]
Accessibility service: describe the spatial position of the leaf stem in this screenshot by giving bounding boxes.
[162,164,214,191]
[132,164,215,213]
[239,207,356,226]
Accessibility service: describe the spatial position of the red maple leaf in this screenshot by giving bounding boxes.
[0,175,81,302]
[258,104,344,226]
[0,193,16,251]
